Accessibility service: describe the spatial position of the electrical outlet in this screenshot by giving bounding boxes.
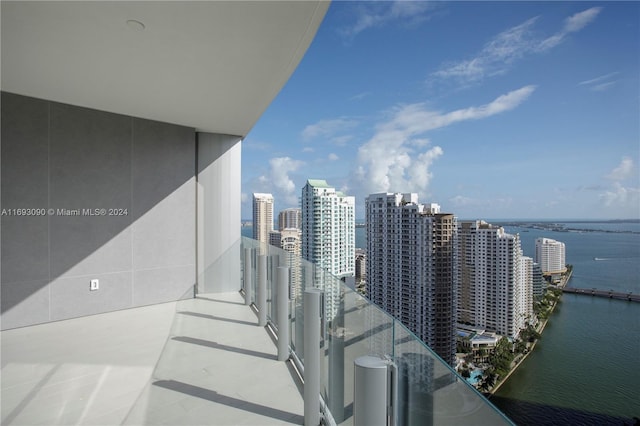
[90,279,99,291]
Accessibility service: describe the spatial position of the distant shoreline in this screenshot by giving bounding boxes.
[483,219,639,224]
[493,221,640,235]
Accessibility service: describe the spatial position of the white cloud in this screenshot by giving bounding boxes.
[408,147,444,192]
[599,182,640,208]
[578,72,619,86]
[432,17,538,83]
[349,91,371,101]
[594,157,640,215]
[328,153,340,161]
[355,86,535,196]
[302,147,315,153]
[564,7,602,34]
[258,157,304,205]
[301,118,358,142]
[409,138,431,148]
[538,7,602,50]
[606,156,635,181]
[341,0,433,38]
[579,72,618,92]
[432,8,601,85]
[591,81,616,92]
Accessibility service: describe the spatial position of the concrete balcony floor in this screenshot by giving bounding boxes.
[1,292,304,425]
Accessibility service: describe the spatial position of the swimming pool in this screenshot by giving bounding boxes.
[466,368,483,385]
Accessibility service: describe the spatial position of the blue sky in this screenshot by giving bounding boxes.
[242,1,639,220]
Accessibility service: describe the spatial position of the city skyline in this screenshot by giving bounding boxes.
[242,1,640,220]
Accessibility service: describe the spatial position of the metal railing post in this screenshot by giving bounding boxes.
[277,266,290,361]
[354,356,394,426]
[243,247,252,306]
[328,293,345,422]
[258,255,267,326]
[304,288,323,426]
[270,254,280,320]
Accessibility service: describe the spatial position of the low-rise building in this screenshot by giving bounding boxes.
[457,327,500,364]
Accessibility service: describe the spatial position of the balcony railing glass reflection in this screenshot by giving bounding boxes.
[240,237,512,426]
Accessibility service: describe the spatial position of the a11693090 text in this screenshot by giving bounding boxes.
[1,208,129,217]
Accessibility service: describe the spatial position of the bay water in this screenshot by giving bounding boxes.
[490,221,640,425]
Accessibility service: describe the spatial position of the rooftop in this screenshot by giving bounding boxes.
[306,179,331,188]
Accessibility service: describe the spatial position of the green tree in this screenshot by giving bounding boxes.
[489,337,514,377]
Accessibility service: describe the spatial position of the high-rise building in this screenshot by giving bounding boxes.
[301,180,355,321]
[532,262,546,298]
[281,228,303,299]
[535,237,566,275]
[458,220,532,339]
[252,193,274,245]
[301,180,355,279]
[355,248,367,293]
[269,230,282,248]
[366,193,458,366]
[267,226,302,298]
[278,208,301,231]
[280,228,302,257]
[520,256,534,323]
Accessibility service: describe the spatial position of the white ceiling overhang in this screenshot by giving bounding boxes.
[1,1,329,136]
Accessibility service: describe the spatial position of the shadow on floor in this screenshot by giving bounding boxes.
[284,359,305,399]
[171,336,276,361]
[1,365,60,425]
[196,296,246,306]
[153,379,304,424]
[177,311,257,327]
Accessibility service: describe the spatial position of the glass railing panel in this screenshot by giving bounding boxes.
[393,321,513,425]
[199,238,242,294]
[239,237,297,341]
[319,274,396,425]
[235,238,512,426]
[267,243,283,322]
[292,256,316,361]
[239,236,262,305]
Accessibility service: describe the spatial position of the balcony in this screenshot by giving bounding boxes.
[1,237,512,425]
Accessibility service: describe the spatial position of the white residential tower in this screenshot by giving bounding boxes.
[535,237,566,275]
[458,220,533,339]
[252,193,274,245]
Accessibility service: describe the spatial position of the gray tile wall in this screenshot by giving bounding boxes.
[1,92,196,330]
